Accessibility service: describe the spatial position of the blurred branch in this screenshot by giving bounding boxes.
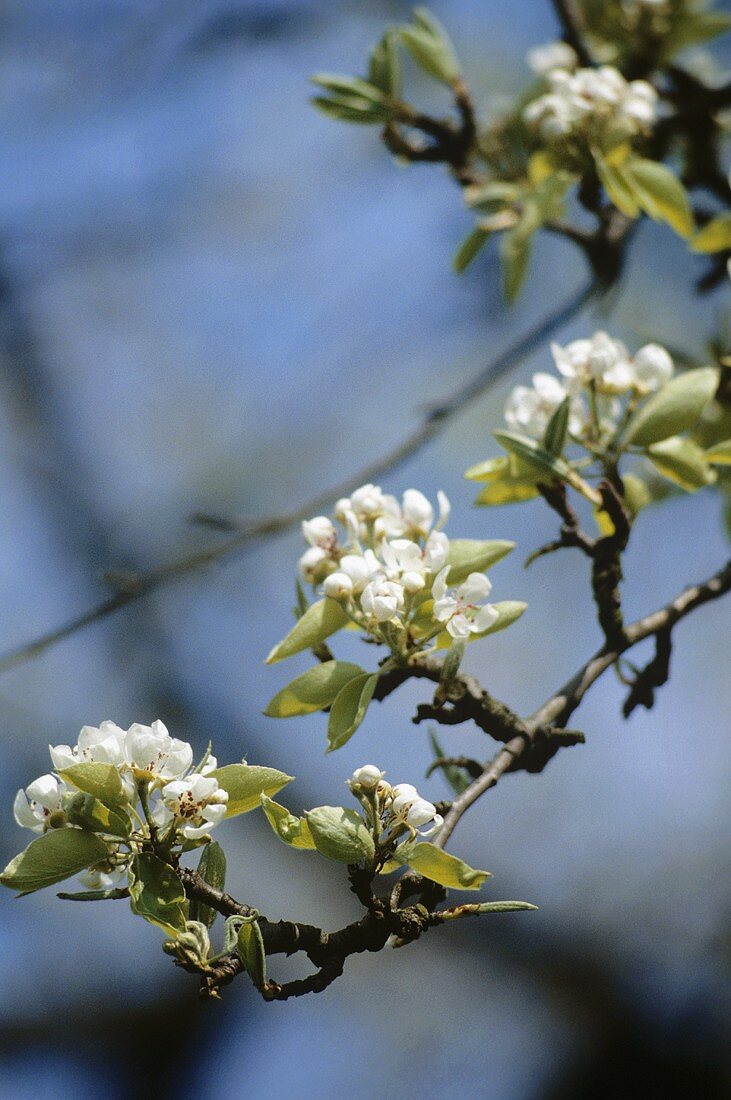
[0,280,598,675]
[551,0,593,66]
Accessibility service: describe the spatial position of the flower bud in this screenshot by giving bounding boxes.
[298,546,329,583]
[302,516,336,548]
[402,489,434,532]
[323,571,354,600]
[402,571,426,594]
[350,765,385,789]
[633,343,673,391]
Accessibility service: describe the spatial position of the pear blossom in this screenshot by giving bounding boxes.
[432,569,499,639]
[301,516,337,550]
[523,65,657,145]
[389,784,443,836]
[78,863,127,891]
[13,774,69,833]
[360,578,406,623]
[298,545,330,584]
[551,332,635,394]
[527,40,578,76]
[505,371,585,437]
[323,571,354,600]
[49,720,127,771]
[160,773,229,839]
[338,550,381,593]
[632,343,674,391]
[349,765,385,790]
[381,533,450,581]
[124,721,193,780]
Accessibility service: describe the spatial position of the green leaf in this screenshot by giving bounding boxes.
[446,538,515,585]
[453,226,491,273]
[400,9,460,84]
[404,842,490,890]
[623,367,719,447]
[493,430,570,482]
[260,795,316,850]
[264,660,366,718]
[621,472,652,518]
[467,455,540,505]
[368,32,401,98]
[58,762,129,806]
[311,96,393,125]
[310,73,388,105]
[0,829,110,896]
[543,396,571,456]
[57,887,129,901]
[63,792,131,838]
[208,764,293,817]
[500,216,535,303]
[188,841,227,929]
[622,157,694,238]
[327,672,379,752]
[266,597,350,663]
[706,439,731,465]
[236,917,266,988]
[595,153,639,218]
[464,455,511,481]
[470,900,538,914]
[646,436,717,491]
[662,10,731,56]
[129,853,188,935]
[691,213,731,254]
[304,806,375,864]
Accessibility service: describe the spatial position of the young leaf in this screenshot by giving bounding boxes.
[464,455,511,482]
[691,213,731,254]
[500,218,535,303]
[188,841,227,929]
[64,792,131,838]
[400,8,460,85]
[404,842,490,890]
[646,437,717,491]
[266,597,350,663]
[327,672,379,752]
[58,762,129,806]
[543,396,571,456]
[236,917,266,988]
[208,764,293,817]
[595,154,639,218]
[304,806,376,864]
[311,73,388,105]
[622,157,694,238]
[445,538,514,584]
[1,829,110,896]
[368,32,401,98]
[621,472,652,518]
[129,853,188,935]
[260,795,316,850]
[493,430,571,482]
[705,439,731,465]
[453,226,491,273]
[264,660,366,718]
[622,367,719,447]
[311,96,393,125]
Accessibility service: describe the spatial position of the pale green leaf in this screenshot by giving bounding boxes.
[260,794,316,850]
[446,538,515,584]
[129,853,188,935]
[236,918,267,988]
[310,73,388,105]
[646,436,717,491]
[404,842,490,890]
[58,762,129,806]
[400,9,460,84]
[1,829,110,896]
[327,672,378,752]
[368,31,401,98]
[264,660,366,718]
[266,597,350,663]
[208,764,293,817]
[621,472,652,517]
[453,225,491,273]
[543,396,570,456]
[623,367,719,447]
[622,157,694,238]
[691,213,731,254]
[188,841,226,929]
[493,429,570,482]
[63,792,131,838]
[705,439,731,465]
[304,806,375,864]
[595,153,639,218]
[311,96,393,125]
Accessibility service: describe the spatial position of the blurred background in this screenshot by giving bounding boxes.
[0,1,729,1097]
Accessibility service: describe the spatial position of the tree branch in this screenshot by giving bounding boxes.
[551,0,593,67]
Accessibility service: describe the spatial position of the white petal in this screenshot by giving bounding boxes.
[473,603,500,632]
[459,573,492,602]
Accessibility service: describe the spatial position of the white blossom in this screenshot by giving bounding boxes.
[78,864,127,891]
[432,569,499,639]
[360,578,405,623]
[504,371,585,437]
[523,65,657,144]
[13,774,69,833]
[527,40,578,76]
[323,571,354,600]
[389,784,443,836]
[349,765,385,790]
[124,721,193,780]
[301,516,337,549]
[49,720,127,772]
[632,343,674,391]
[160,773,229,840]
[338,550,381,593]
[298,545,330,584]
[551,332,634,394]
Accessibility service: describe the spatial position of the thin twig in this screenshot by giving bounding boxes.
[0,281,598,675]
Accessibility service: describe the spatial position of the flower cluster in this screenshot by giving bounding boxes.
[13,720,229,889]
[527,40,578,77]
[523,65,657,145]
[349,765,443,842]
[505,332,674,442]
[298,484,498,647]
